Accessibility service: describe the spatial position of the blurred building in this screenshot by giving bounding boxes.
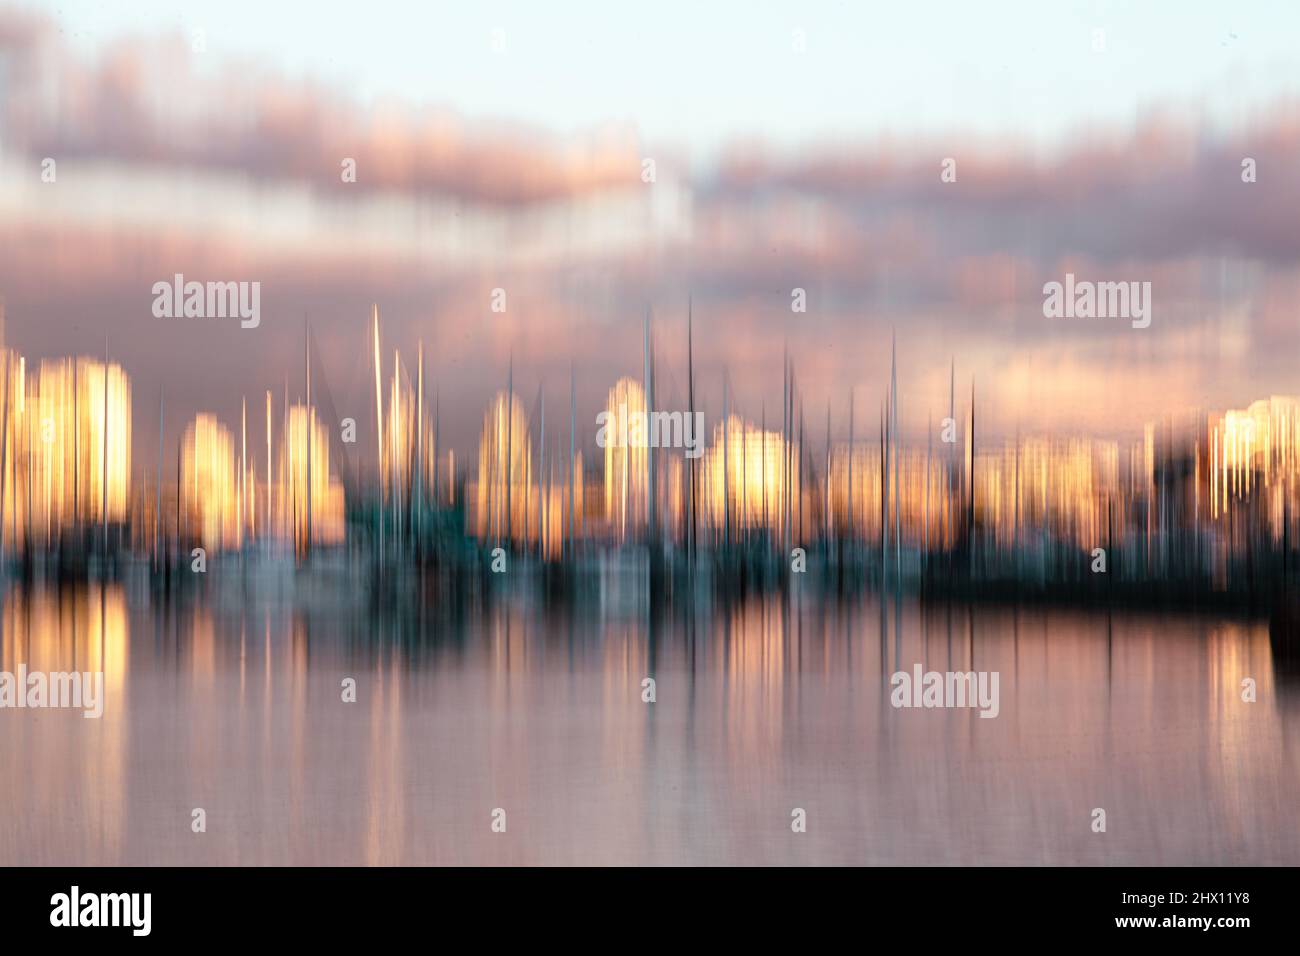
[473,392,533,546]
[277,404,345,552]
[603,377,647,542]
[0,356,131,552]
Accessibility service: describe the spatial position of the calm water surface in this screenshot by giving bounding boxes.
[1,576,1297,865]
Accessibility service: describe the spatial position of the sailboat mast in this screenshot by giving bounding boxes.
[948,359,955,565]
[433,385,440,509]
[847,390,854,544]
[73,361,79,537]
[969,380,976,574]
[784,352,794,555]
[539,390,546,560]
[686,298,696,564]
[761,401,767,535]
[265,390,272,547]
[305,320,312,556]
[1,355,11,575]
[880,402,886,583]
[782,348,788,553]
[568,366,576,558]
[925,411,931,564]
[284,380,291,550]
[154,387,163,566]
[417,341,424,550]
[175,437,181,557]
[723,379,730,551]
[891,333,900,580]
[644,309,655,544]
[790,395,800,546]
[391,349,399,548]
[824,401,831,543]
[102,336,109,566]
[371,306,383,559]
[505,356,513,546]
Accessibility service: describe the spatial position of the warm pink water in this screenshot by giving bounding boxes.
[1,581,1296,865]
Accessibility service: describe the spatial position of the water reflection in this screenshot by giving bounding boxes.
[0,584,128,860]
[0,580,1297,865]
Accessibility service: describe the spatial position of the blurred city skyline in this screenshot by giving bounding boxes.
[3,1,1300,878]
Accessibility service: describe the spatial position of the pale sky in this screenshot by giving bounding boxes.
[5,0,1300,464]
[17,0,1299,154]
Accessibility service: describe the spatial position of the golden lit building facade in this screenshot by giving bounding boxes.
[820,433,1120,554]
[975,437,1120,551]
[0,350,24,552]
[473,392,533,545]
[827,444,949,547]
[468,391,585,554]
[700,415,801,540]
[181,414,242,551]
[0,357,131,550]
[602,377,648,542]
[1208,397,1300,539]
[277,404,345,551]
